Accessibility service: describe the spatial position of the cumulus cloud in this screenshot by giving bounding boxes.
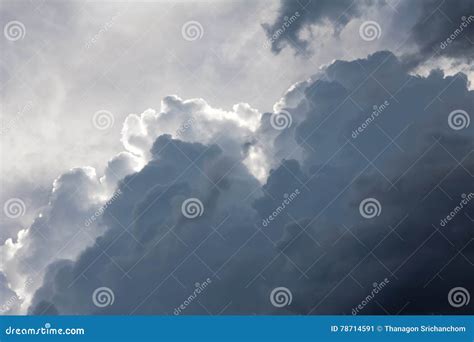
[121,95,272,182]
[0,155,141,313]
[1,90,283,314]
[23,51,473,316]
[121,95,260,158]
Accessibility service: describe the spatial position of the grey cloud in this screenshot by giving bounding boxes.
[30,135,263,315]
[0,163,138,314]
[29,51,473,315]
[402,0,474,69]
[262,0,375,54]
[263,0,474,72]
[258,51,473,314]
[0,272,21,315]
[0,180,49,244]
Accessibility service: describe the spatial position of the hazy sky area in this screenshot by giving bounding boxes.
[0,0,473,315]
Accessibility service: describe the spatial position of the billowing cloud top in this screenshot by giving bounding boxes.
[2,50,470,315]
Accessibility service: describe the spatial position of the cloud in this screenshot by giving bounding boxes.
[1,90,270,315]
[403,0,474,68]
[264,0,473,71]
[29,134,263,314]
[0,0,298,202]
[121,95,261,161]
[119,95,288,184]
[0,272,21,314]
[0,158,140,314]
[25,51,473,315]
[262,0,374,54]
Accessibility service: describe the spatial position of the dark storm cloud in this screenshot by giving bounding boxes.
[266,51,473,314]
[29,135,265,315]
[29,52,473,315]
[403,0,474,68]
[264,0,473,69]
[262,0,375,54]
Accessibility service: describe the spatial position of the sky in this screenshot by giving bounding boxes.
[0,0,473,315]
